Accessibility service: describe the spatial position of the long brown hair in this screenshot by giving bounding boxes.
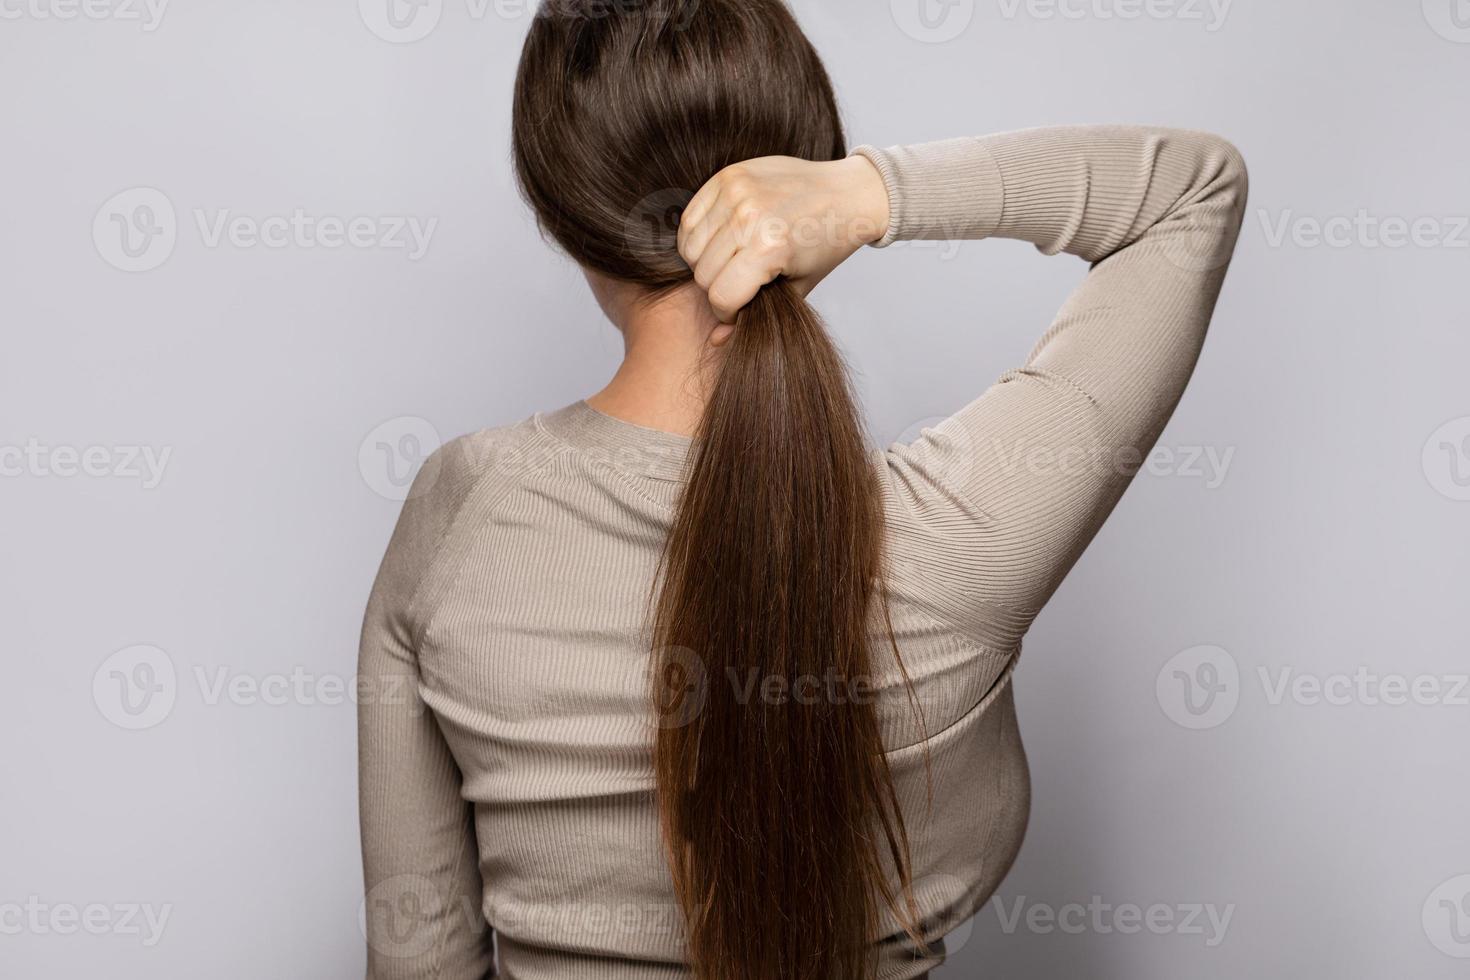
[511,2,923,977]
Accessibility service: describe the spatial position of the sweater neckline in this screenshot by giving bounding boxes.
[537,400,694,482]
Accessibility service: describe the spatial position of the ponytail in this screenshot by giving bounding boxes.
[651,278,920,980]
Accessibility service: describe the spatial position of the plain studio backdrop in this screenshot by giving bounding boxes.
[3,1,1467,977]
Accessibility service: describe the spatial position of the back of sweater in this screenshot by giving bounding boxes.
[358,125,1247,980]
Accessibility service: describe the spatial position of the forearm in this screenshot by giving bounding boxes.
[359,621,495,979]
[852,125,1247,266]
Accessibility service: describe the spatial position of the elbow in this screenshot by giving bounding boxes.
[1211,134,1249,210]
[1190,131,1250,215]
[1157,130,1250,270]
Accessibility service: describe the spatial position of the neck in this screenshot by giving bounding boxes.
[585,280,729,438]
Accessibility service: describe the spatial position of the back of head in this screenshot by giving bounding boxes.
[512,3,922,978]
[512,0,844,285]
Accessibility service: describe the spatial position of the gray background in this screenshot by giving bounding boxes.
[3,0,1467,977]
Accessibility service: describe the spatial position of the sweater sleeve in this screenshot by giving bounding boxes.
[851,126,1247,647]
[358,442,496,979]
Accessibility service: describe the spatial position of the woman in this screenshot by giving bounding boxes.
[357,1,1247,978]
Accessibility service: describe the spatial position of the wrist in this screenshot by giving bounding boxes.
[833,154,890,246]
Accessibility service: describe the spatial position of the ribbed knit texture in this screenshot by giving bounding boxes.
[358,126,1248,980]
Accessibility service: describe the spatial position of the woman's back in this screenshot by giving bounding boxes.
[357,5,1246,975]
[361,402,1030,978]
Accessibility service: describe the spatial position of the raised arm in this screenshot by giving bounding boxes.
[854,126,1248,644]
[675,125,1247,647]
[358,445,494,979]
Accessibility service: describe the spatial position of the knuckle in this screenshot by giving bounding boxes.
[732,198,761,224]
[708,283,737,313]
[720,163,749,188]
[758,227,792,256]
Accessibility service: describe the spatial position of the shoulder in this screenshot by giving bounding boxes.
[368,414,561,611]
[410,415,555,514]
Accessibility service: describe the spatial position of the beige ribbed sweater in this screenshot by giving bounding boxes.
[358,126,1248,980]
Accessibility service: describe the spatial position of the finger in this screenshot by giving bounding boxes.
[679,173,723,236]
[689,219,747,292]
[678,197,734,270]
[706,249,779,323]
[694,202,788,283]
[676,177,726,260]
